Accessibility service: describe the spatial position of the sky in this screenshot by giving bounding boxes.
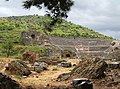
[0,0,120,39]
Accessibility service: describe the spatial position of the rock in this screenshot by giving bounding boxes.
[29,66,35,71]
[29,62,48,73]
[58,62,72,68]
[34,62,48,70]
[72,78,93,89]
[107,61,120,69]
[0,73,22,89]
[22,51,40,63]
[107,81,119,87]
[110,40,120,50]
[33,62,48,69]
[34,62,40,66]
[22,76,27,78]
[34,66,44,73]
[71,57,108,79]
[58,57,108,80]
[57,72,71,81]
[6,60,31,76]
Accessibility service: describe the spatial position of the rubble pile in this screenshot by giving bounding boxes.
[57,57,120,88]
[6,60,31,76]
[29,62,48,73]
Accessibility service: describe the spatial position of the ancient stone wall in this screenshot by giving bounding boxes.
[21,30,113,58]
[21,30,49,46]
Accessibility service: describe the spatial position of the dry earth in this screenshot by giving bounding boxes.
[0,58,79,88]
[0,58,119,89]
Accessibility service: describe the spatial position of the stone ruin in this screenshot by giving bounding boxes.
[5,60,49,76]
[21,30,117,59]
[44,44,62,58]
[57,57,120,88]
[105,40,120,60]
[21,30,49,46]
[22,51,40,63]
[5,60,31,76]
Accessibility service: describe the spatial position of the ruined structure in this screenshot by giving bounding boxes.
[21,30,49,46]
[21,30,114,58]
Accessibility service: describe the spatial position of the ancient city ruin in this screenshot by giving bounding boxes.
[21,30,117,59]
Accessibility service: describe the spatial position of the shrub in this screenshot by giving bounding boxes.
[2,40,14,57]
[52,67,59,71]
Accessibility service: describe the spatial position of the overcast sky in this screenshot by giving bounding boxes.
[0,0,120,39]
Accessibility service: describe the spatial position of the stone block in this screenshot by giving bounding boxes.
[58,62,72,68]
[72,78,93,89]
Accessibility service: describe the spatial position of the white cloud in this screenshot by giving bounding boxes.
[0,0,45,17]
[67,0,120,39]
[0,7,15,16]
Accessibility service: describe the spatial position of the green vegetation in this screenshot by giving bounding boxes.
[0,15,114,58]
[2,40,14,57]
[0,15,113,44]
[52,67,59,71]
[0,45,46,58]
[14,75,22,79]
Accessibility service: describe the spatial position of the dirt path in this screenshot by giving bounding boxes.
[13,59,80,88]
[0,58,16,72]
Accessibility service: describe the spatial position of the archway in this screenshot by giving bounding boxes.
[31,34,35,39]
[66,54,71,58]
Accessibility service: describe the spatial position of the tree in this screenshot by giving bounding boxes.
[2,40,14,57]
[23,0,74,18]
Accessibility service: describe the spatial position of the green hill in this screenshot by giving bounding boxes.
[0,15,113,43]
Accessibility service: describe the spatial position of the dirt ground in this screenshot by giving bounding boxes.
[0,58,79,88]
[0,58,119,89]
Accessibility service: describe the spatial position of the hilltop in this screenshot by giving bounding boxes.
[0,15,113,43]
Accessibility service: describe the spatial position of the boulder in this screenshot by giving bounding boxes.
[72,78,93,89]
[34,66,44,73]
[0,73,22,89]
[6,60,31,76]
[29,66,35,71]
[34,62,48,70]
[71,57,107,79]
[22,51,40,63]
[107,62,120,69]
[58,57,108,80]
[57,72,71,81]
[29,62,48,73]
[58,62,72,68]
[110,40,120,50]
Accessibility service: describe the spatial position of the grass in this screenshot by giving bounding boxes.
[0,15,113,45]
[0,45,46,59]
[14,75,22,79]
[52,67,59,71]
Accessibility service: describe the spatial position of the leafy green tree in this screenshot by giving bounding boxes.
[2,40,14,57]
[23,0,74,18]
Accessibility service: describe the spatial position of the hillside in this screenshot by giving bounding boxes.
[0,15,113,43]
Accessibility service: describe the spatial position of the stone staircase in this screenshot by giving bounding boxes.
[50,36,113,57]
